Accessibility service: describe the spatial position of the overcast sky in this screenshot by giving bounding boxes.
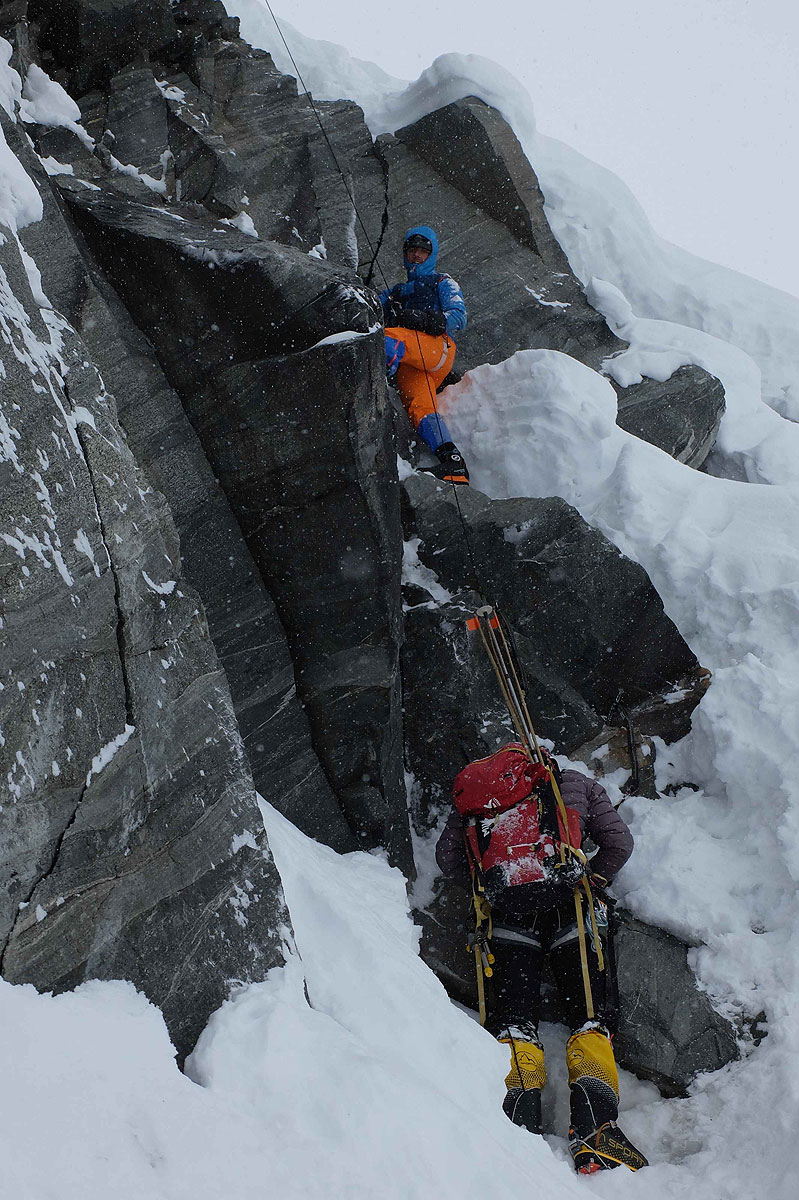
[262,1,798,299]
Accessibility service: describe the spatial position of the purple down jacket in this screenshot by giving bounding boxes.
[435,768,634,889]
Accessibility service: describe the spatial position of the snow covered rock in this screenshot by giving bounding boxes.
[616,364,725,466]
[614,912,741,1095]
[58,187,409,867]
[402,470,706,738]
[31,4,724,471]
[0,107,352,862]
[0,144,286,1058]
[1,1,744,1106]
[17,0,725,869]
[386,96,725,468]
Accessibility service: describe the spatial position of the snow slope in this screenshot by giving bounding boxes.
[0,803,590,1200]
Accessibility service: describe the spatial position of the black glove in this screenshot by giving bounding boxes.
[393,308,447,336]
[551,855,586,891]
[383,299,403,326]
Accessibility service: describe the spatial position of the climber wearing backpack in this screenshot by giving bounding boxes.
[381,226,469,485]
[435,744,648,1175]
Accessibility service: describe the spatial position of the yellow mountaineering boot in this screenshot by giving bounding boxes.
[498,1034,546,1134]
[566,1027,648,1173]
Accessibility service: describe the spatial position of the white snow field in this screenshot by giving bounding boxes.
[4,12,799,1199]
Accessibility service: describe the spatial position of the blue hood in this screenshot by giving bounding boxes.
[404,225,439,279]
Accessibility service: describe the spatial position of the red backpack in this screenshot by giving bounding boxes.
[453,743,583,917]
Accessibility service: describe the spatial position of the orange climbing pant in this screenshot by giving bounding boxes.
[385,327,457,429]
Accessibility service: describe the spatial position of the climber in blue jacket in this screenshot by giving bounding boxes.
[381,225,469,484]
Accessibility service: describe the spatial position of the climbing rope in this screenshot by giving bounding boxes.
[365,208,389,287]
[263,5,491,601]
[262,0,390,289]
[470,889,494,1025]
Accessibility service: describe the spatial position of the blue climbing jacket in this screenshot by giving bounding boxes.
[379,225,467,338]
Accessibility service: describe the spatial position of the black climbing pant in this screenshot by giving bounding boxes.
[485,900,617,1038]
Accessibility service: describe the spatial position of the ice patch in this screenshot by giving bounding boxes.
[141,571,176,596]
[73,529,101,577]
[309,324,381,348]
[221,211,258,237]
[38,155,74,177]
[402,536,452,605]
[525,285,571,309]
[1,527,74,586]
[231,830,259,854]
[108,155,167,195]
[155,79,187,103]
[84,726,135,788]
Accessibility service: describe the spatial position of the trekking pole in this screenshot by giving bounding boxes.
[469,607,585,857]
[467,607,536,753]
[474,939,487,1023]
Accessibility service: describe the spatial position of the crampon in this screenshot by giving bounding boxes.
[569,1121,648,1174]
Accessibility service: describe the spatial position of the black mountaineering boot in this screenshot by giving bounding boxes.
[502,1086,542,1135]
[433,441,469,485]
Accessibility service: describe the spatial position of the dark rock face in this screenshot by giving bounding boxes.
[58,189,408,866]
[199,339,405,861]
[394,98,572,268]
[614,913,741,1095]
[402,472,704,727]
[14,7,413,865]
[3,110,354,855]
[0,199,286,1059]
[28,0,238,96]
